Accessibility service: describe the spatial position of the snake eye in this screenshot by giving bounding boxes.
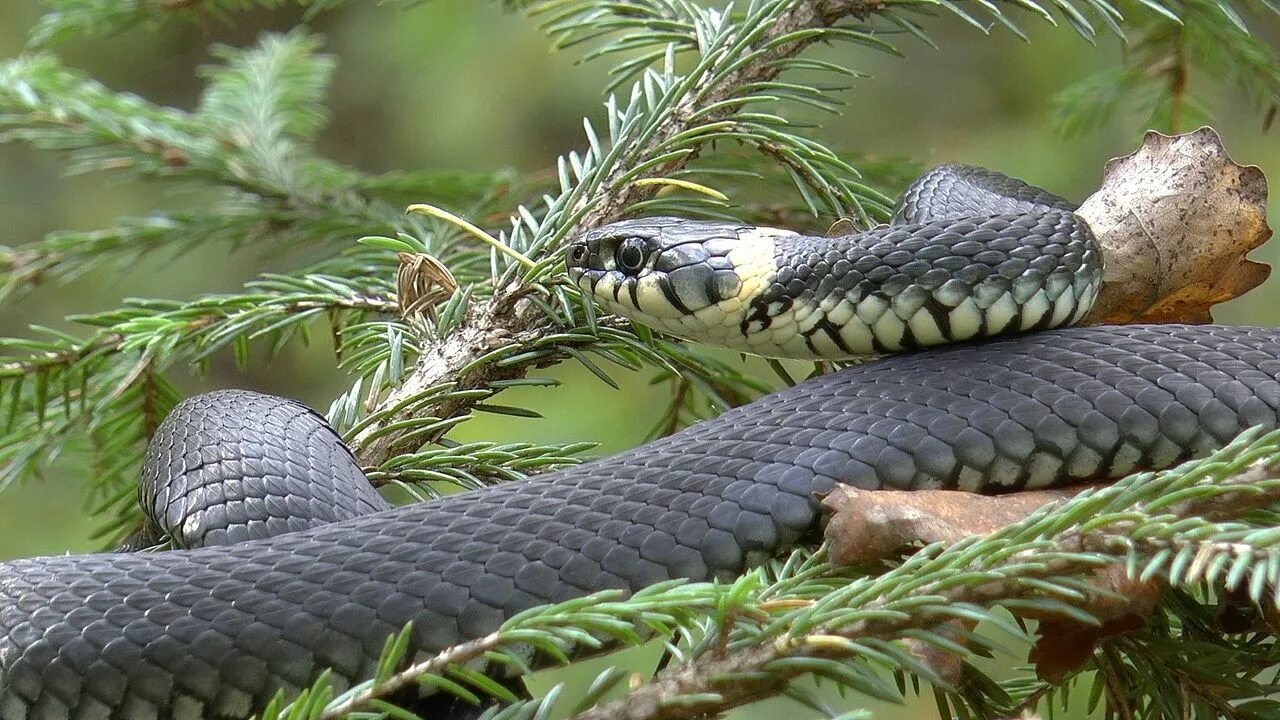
[567,242,588,265]
[616,238,648,274]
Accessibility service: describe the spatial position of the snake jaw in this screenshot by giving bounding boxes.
[568,218,788,339]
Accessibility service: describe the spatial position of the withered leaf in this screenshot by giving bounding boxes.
[821,486,1091,567]
[825,218,861,237]
[397,251,458,321]
[1027,566,1163,683]
[822,487,1163,683]
[1078,126,1271,324]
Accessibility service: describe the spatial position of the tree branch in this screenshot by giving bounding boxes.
[352,0,878,465]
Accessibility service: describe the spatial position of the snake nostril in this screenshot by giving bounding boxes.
[568,243,588,265]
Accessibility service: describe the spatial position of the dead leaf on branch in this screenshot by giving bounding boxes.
[1078,126,1271,324]
[397,251,458,322]
[821,486,1093,566]
[1027,565,1163,683]
[821,487,1164,684]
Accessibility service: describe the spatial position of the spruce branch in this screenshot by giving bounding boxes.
[349,0,892,466]
[0,269,401,539]
[1053,0,1280,135]
[568,434,1280,720]
[31,1,320,45]
[0,37,514,298]
[551,0,883,233]
[348,0,1280,466]
[365,440,598,497]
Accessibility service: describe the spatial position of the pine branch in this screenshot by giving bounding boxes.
[1053,0,1280,135]
[346,0,1280,466]
[365,440,598,497]
[348,0,889,466]
[0,37,516,298]
[0,268,401,540]
[570,435,1280,720]
[30,0,322,45]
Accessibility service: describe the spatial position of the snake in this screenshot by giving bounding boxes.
[565,164,1100,359]
[4,164,1280,720]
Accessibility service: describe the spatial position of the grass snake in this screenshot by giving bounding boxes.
[4,165,1280,720]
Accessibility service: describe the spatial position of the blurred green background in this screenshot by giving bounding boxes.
[0,1,1276,716]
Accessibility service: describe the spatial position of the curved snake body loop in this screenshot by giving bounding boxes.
[3,167,1280,720]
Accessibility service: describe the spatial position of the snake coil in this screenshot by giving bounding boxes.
[3,167,1279,720]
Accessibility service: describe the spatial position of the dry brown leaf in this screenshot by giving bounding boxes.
[903,618,976,687]
[820,487,1085,680]
[825,218,861,237]
[1027,566,1163,682]
[821,487,1161,683]
[1078,126,1271,324]
[821,486,1093,566]
[397,251,458,321]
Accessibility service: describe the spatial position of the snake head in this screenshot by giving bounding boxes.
[566,216,789,330]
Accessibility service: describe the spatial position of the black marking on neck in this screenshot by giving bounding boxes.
[870,332,890,355]
[742,292,791,336]
[808,316,849,356]
[899,318,919,350]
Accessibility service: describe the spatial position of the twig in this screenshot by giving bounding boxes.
[320,631,505,720]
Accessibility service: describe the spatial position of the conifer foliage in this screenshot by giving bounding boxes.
[2,1,1280,718]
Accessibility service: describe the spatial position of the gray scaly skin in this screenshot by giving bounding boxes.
[1,164,1275,720]
[5,325,1280,719]
[893,164,1081,223]
[121,391,390,551]
[566,164,1101,359]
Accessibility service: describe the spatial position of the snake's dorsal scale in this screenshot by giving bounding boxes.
[568,165,1102,359]
[745,211,1098,357]
[894,164,1081,224]
[5,325,1280,720]
[134,391,390,549]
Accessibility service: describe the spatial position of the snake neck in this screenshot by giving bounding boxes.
[735,215,1102,358]
[618,214,1103,361]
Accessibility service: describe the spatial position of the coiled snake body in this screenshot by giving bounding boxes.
[4,166,1280,720]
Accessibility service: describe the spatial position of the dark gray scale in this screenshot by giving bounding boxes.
[125,391,389,551]
[8,326,1280,720]
[745,211,1099,349]
[894,163,1080,224]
